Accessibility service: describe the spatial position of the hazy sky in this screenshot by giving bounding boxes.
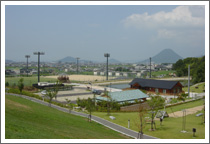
[5,4,205,62]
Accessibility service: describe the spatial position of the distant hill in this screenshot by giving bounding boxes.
[57,56,92,63]
[5,59,14,63]
[109,59,121,64]
[57,56,77,63]
[140,49,183,64]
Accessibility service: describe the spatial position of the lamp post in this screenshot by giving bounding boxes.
[104,53,110,81]
[188,65,190,98]
[25,55,30,77]
[149,57,151,78]
[33,52,45,82]
[181,109,187,133]
[76,57,80,74]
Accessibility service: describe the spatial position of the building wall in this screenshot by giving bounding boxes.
[131,82,183,95]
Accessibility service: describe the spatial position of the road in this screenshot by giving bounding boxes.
[6,93,157,139]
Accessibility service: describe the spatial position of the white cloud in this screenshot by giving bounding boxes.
[122,6,205,29]
[157,29,177,39]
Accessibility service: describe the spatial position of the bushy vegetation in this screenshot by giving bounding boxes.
[173,56,205,83]
[57,75,70,83]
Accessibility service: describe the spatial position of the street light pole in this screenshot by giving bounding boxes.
[33,52,45,82]
[150,57,151,78]
[104,53,110,81]
[25,55,30,77]
[76,57,80,74]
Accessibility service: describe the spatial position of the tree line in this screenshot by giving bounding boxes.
[173,56,205,83]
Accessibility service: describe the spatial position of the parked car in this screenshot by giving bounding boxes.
[92,89,102,95]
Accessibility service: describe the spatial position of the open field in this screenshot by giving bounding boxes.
[148,70,175,77]
[45,75,116,82]
[5,76,57,86]
[5,94,131,139]
[93,99,205,139]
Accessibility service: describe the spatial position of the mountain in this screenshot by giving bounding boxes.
[5,59,14,63]
[140,49,183,64]
[57,56,92,63]
[57,56,77,63]
[109,59,121,64]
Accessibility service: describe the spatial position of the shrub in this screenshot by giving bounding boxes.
[177,95,185,102]
[12,83,16,88]
[18,78,24,94]
[57,75,70,83]
[8,88,20,94]
[5,82,9,87]
[181,93,188,98]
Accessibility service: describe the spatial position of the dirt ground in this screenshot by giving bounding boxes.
[168,105,204,118]
[45,75,115,82]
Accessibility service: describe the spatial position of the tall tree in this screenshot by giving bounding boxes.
[65,99,73,113]
[136,105,147,139]
[18,78,24,94]
[53,81,60,100]
[45,87,58,107]
[147,96,165,131]
[86,98,95,122]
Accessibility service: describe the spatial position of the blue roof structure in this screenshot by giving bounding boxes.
[96,89,149,103]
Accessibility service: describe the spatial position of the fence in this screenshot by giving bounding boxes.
[120,102,150,112]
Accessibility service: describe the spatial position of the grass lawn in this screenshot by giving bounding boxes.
[183,82,205,93]
[149,70,175,77]
[93,99,205,139]
[5,76,58,87]
[5,94,131,139]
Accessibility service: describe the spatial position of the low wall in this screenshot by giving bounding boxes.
[120,102,150,112]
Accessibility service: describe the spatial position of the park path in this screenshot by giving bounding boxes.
[6,93,157,139]
[168,105,204,118]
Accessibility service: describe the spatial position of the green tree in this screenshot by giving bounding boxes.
[52,81,60,100]
[86,98,95,122]
[18,78,24,94]
[147,96,165,131]
[45,88,58,107]
[5,82,9,87]
[136,106,147,139]
[173,56,205,83]
[65,99,73,113]
[104,91,112,115]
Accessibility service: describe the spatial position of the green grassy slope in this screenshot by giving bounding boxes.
[183,82,205,93]
[5,95,131,139]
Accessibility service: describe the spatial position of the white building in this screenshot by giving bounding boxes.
[100,72,105,76]
[115,72,122,77]
[94,71,99,75]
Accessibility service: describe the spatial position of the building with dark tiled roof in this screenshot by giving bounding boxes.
[129,78,183,95]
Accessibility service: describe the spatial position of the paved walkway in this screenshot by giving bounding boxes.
[168,105,204,118]
[6,93,157,139]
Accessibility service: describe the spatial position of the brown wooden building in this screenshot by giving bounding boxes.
[129,78,183,95]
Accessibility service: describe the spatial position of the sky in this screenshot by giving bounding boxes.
[5,4,206,62]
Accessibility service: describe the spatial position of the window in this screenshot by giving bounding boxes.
[163,89,166,94]
[155,88,159,93]
[177,88,180,93]
[173,88,176,93]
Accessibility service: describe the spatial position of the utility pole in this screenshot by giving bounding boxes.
[33,52,45,82]
[25,55,30,77]
[188,65,190,98]
[76,57,80,74]
[104,53,110,81]
[150,57,151,78]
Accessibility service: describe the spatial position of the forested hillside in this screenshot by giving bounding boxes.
[173,56,205,83]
